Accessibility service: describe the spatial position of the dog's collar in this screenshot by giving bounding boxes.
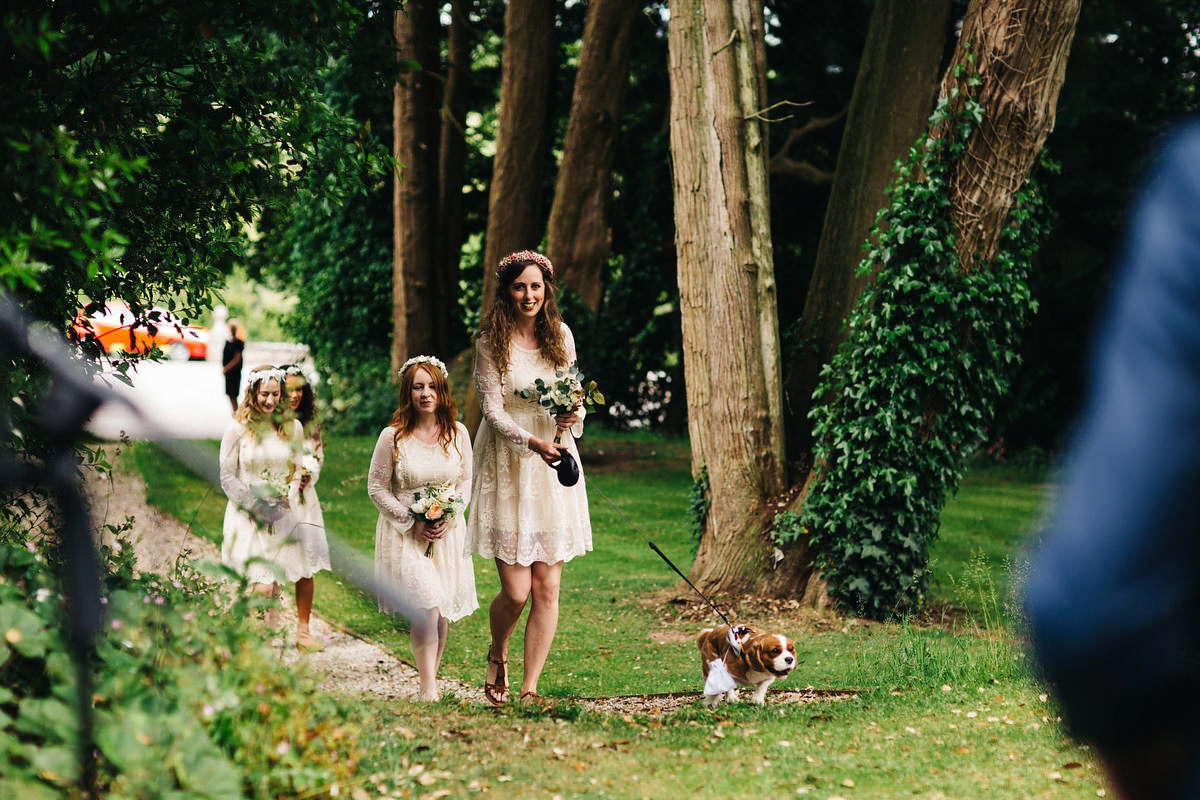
[727,625,754,659]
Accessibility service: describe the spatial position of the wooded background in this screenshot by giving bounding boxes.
[4,0,1197,615]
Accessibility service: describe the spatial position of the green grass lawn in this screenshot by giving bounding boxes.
[123,430,1106,799]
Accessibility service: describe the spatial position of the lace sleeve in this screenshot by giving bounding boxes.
[564,323,586,438]
[302,425,324,487]
[218,422,260,512]
[367,427,413,529]
[287,420,305,494]
[454,422,473,518]
[475,335,532,448]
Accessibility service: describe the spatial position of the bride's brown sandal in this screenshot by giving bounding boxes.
[484,645,509,706]
[518,691,548,708]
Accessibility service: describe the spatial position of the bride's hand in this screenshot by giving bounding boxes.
[528,436,567,465]
[554,410,581,431]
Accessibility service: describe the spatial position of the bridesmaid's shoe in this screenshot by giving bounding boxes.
[295,625,324,652]
[484,645,509,706]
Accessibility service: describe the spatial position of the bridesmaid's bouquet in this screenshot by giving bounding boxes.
[296,449,321,505]
[253,469,291,524]
[410,482,463,557]
[515,363,605,444]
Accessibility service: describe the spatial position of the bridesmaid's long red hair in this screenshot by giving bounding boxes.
[390,361,460,454]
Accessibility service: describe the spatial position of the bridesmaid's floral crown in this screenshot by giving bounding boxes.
[399,355,448,381]
[248,367,285,389]
[496,250,553,280]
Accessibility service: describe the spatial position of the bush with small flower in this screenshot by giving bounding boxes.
[0,520,395,799]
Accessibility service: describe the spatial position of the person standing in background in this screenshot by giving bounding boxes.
[222,319,245,413]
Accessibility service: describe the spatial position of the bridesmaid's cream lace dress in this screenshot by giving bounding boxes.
[369,422,478,621]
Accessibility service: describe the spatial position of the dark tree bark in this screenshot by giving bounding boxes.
[546,0,640,312]
[392,0,441,372]
[783,0,953,473]
[935,0,1082,272]
[435,0,475,351]
[464,0,555,435]
[479,0,555,302]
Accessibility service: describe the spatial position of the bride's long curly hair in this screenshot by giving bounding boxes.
[390,363,460,455]
[478,255,568,376]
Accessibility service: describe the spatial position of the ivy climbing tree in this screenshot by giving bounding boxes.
[788,84,1053,617]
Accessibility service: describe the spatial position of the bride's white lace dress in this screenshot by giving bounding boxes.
[467,323,593,565]
[369,422,478,621]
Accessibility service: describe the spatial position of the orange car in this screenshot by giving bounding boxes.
[73,301,209,361]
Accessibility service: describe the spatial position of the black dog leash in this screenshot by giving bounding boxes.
[585,478,747,655]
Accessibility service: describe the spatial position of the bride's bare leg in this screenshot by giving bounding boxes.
[519,560,563,698]
[488,560,532,698]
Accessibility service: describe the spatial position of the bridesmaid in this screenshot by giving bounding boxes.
[218,365,328,650]
[281,363,332,651]
[369,355,477,701]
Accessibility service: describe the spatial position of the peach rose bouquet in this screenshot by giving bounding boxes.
[410,482,463,557]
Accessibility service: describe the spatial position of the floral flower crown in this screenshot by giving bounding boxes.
[248,367,286,389]
[399,355,448,381]
[496,250,554,280]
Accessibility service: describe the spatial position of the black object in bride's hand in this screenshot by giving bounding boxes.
[514,363,603,488]
[554,449,580,486]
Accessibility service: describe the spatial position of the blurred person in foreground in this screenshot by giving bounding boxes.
[1025,117,1200,799]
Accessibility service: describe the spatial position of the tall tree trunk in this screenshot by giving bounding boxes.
[436,0,475,352]
[669,0,786,594]
[392,0,441,373]
[546,0,640,312]
[937,0,1081,272]
[464,0,555,434]
[479,0,555,301]
[784,0,952,473]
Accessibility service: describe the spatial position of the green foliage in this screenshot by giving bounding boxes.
[248,12,401,434]
[1,0,391,474]
[0,527,383,798]
[769,509,806,545]
[792,85,1050,619]
[685,465,709,551]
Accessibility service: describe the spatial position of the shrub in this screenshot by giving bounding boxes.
[788,72,1051,619]
[0,532,374,799]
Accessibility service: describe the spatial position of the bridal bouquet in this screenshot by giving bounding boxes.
[515,363,605,443]
[410,482,463,557]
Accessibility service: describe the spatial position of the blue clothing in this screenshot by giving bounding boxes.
[1025,118,1200,791]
